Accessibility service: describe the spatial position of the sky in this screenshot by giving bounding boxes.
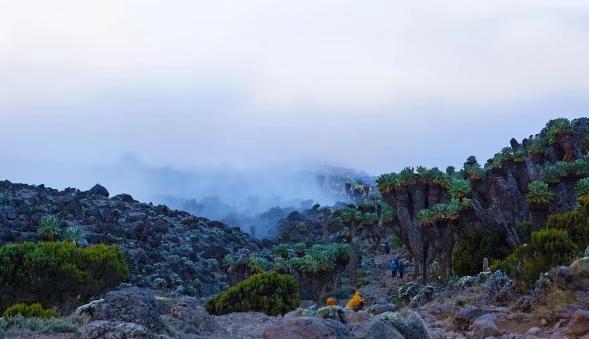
[1,1,589,201]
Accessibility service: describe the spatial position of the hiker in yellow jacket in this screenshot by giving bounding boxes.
[345,291,364,311]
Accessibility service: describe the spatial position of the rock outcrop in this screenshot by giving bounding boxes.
[0,180,258,297]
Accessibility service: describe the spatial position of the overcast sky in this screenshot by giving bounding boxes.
[1,1,589,196]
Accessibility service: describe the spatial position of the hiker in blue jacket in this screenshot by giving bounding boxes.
[389,258,398,278]
[398,260,406,279]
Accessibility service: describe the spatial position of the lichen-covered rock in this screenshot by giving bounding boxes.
[484,270,514,304]
[570,257,589,277]
[455,275,477,289]
[454,307,484,330]
[568,309,589,336]
[81,288,164,332]
[75,320,149,339]
[263,316,354,339]
[352,318,404,339]
[378,311,432,339]
[398,282,434,308]
[472,315,501,339]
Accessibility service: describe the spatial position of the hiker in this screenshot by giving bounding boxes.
[389,258,398,278]
[398,260,405,279]
[345,291,364,311]
[383,240,390,255]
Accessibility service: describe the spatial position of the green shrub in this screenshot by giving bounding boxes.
[205,272,299,316]
[377,167,455,193]
[515,221,534,244]
[62,226,84,245]
[37,215,62,241]
[0,315,79,334]
[272,244,290,259]
[545,196,589,249]
[417,199,462,226]
[542,157,589,183]
[360,212,378,226]
[380,202,396,223]
[0,241,129,311]
[526,181,553,206]
[452,229,511,276]
[513,149,527,162]
[494,228,578,288]
[248,255,271,274]
[296,223,306,232]
[575,178,589,200]
[526,138,546,156]
[545,118,572,144]
[3,303,59,319]
[462,156,486,181]
[289,243,350,274]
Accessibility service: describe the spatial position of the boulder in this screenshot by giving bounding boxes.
[454,307,484,330]
[352,318,405,339]
[168,297,223,335]
[87,184,109,197]
[79,288,164,332]
[570,257,589,277]
[484,270,514,303]
[568,309,589,336]
[367,303,397,315]
[75,320,149,339]
[263,316,354,339]
[472,315,501,339]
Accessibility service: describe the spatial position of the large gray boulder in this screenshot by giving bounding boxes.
[454,307,484,330]
[160,297,225,336]
[263,316,354,339]
[77,288,164,332]
[472,314,501,339]
[75,320,149,339]
[352,318,404,339]
[87,183,109,197]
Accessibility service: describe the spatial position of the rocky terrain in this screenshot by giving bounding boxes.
[0,181,259,299]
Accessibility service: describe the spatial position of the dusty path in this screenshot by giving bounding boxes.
[359,251,415,304]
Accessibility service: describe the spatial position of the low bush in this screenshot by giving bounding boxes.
[0,315,79,335]
[3,303,59,319]
[37,215,62,241]
[545,118,572,144]
[452,229,511,276]
[494,228,578,289]
[205,272,299,316]
[0,241,129,311]
[542,157,589,184]
[248,255,271,274]
[545,196,589,250]
[289,243,350,274]
[574,178,589,200]
[515,221,534,244]
[526,181,553,206]
[525,138,546,156]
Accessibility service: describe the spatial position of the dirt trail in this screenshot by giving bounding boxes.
[359,251,414,304]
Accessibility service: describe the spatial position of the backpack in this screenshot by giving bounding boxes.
[389,259,398,270]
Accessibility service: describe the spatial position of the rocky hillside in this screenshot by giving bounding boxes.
[0,181,259,297]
